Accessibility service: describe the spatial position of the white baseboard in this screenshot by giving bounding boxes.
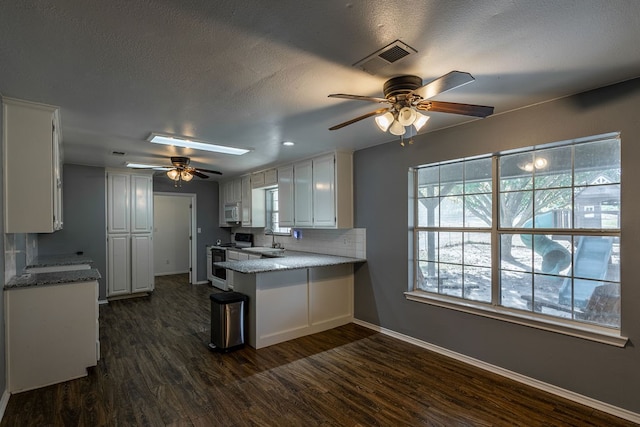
[0,390,10,423]
[154,270,189,276]
[98,299,109,305]
[194,280,209,285]
[353,319,640,424]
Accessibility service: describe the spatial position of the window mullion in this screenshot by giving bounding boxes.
[491,155,500,306]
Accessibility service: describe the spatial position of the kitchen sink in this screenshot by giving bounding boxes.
[243,247,286,255]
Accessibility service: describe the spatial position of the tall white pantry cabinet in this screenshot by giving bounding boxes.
[106,170,154,297]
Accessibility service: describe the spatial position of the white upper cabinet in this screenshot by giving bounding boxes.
[294,160,313,227]
[107,173,130,234]
[250,171,265,189]
[276,152,352,229]
[222,152,352,230]
[224,178,241,203]
[241,174,251,226]
[314,151,353,228]
[278,165,295,227]
[312,154,337,227]
[264,169,278,187]
[130,174,153,233]
[3,98,63,233]
[107,171,153,234]
[251,169,277,189]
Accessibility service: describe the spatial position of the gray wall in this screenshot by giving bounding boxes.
[0,97,5,394]
[38,164,107,299]
[153,175,230,283]
[353,77,640,413]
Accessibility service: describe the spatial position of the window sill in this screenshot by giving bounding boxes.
[404,291,628,347]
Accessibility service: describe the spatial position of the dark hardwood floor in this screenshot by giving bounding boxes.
[1,274,635,426]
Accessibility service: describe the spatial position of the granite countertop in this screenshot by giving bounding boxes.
[26,254,93,268]
[5,268,102,290]
[216,250,366,274]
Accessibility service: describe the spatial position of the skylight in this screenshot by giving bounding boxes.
[148,133,250,155]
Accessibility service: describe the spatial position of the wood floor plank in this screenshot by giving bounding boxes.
[1,273,636,426]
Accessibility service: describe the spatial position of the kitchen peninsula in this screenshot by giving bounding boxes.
[217,251,365,349]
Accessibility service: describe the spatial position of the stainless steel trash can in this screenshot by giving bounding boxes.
[209,292,248,351]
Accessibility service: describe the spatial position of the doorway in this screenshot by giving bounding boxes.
[153,192,197,284]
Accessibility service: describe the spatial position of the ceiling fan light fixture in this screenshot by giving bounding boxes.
[181,171,193,182]
[389,120,406,136]
[167,169,180,180]
[413,112,430,132]
[397,107,417,126]
[375,111,394,132]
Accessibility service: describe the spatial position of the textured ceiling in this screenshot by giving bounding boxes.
[1,0,640,179]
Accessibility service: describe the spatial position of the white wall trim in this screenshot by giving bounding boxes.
[353,319,640,424]
[154,270,190,276]
[194,280,209,285]
[0,390,10,423]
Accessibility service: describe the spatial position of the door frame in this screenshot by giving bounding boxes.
[153,192,198,284]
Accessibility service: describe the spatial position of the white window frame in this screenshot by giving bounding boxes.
[265,187,291,236]
[406,133,627,347]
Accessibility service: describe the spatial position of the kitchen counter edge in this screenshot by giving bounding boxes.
[26,254,93,268]
[5,268,102,290]
[216,251,366,274]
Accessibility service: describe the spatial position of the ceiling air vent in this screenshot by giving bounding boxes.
[353,40,417,75]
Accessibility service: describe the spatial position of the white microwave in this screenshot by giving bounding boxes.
[224,202,241,223]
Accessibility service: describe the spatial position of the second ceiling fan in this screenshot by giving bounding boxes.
[328,71,494,135]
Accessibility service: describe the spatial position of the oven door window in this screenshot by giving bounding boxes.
[212,250,226,280]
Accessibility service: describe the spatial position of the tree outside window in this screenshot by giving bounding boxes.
[414,134,621,329]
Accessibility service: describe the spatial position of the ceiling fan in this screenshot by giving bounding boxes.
[134,156,222,186]
[328,71,494,136]
[165,156,222,179]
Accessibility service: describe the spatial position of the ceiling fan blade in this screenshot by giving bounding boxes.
[329,108,389,131]
[417,100,494,118]
[328,94,389,103]
[412,71,476,100]
[190,170,209,179]
[195,168,223,175]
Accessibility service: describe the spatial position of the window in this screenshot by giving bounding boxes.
[266,188,291,235]
[413,134,621,330]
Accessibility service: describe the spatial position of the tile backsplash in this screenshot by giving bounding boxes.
[236,227,366,259]
[4,232,38,282]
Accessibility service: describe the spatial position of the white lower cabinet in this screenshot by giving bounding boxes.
[131,234,154,293]
[107,234,130,296]
[107,233,154,297]
[233,264,354,349]
[5,281,99,392]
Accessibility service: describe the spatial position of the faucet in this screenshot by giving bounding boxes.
[265,228,277,248]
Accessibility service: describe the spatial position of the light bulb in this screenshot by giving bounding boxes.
[534,157,548,169]
[181,171,193,182]
[167,169,179,180]
[389,120,406,136]
[397,107,416,126]
[375,111,394,132]
[413,111,430,131]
